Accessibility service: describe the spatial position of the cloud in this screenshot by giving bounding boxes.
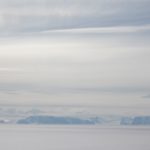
[0,67,23,72]
[0,0,150,35]
[0,81,150,96]
[47,24,150,34]
[0,82,149,106]
[142,95,150,99]
[0,0,150,108]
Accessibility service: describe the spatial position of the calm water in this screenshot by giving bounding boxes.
[0,125,150,150]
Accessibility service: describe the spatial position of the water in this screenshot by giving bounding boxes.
[0,125,150,150]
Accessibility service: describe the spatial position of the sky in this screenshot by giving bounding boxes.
[0,0,150,113]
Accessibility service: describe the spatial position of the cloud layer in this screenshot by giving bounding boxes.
[0,0,150,35]
[0,0,150,110]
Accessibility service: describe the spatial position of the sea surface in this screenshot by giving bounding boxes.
[0,125,150,150]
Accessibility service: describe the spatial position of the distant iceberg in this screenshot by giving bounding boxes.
[3,114,150,125]
[132,116,150,125]
[121,116,150,125]
[17,116,96,125]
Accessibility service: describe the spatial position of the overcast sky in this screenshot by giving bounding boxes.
[0,0,150,34]
[0,0,150,113]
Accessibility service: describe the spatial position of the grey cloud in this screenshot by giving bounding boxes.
[0,0,150,35]
[142,95,150,99]
[0,82,150,95]
[0,0,150,107]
